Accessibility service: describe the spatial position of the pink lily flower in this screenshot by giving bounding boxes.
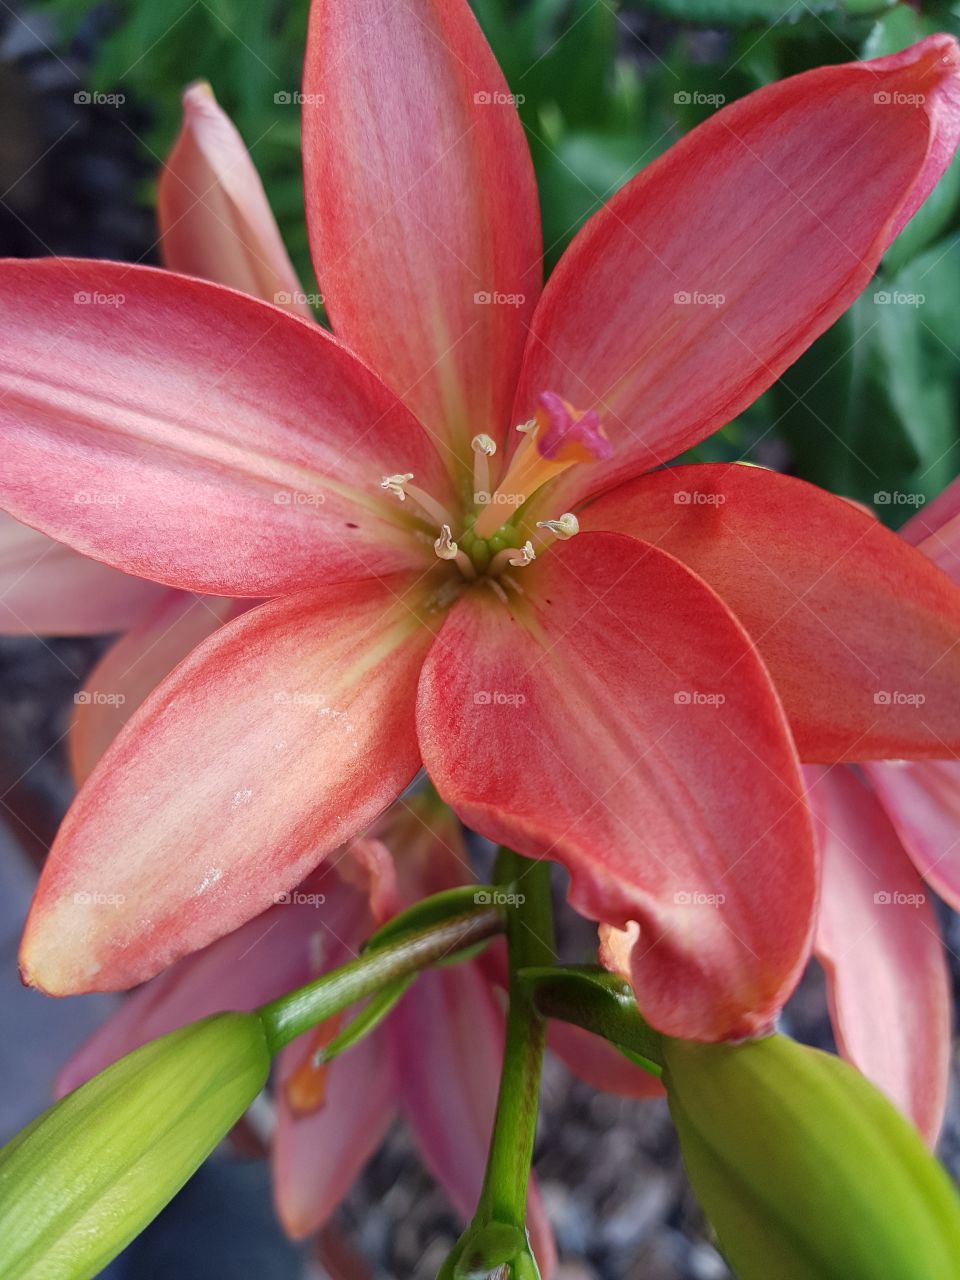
[67,81,325,779]
[0,81,306,641]
[799,478,960,1146]
[5,2,960,1044]
[56,797,663,1274]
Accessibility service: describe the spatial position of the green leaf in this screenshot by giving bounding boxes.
[663,1034,960,1280]
[518,964,664,1072]
[0,1013,270,1280]
[363,884,503,950]
[313,976,414,1064]
[534,129,658,266]
[772,241,960,523]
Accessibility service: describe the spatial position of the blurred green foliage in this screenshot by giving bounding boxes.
[36,0,960,520]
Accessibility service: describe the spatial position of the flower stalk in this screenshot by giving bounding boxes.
[259,892,505,1054]
[439,850,555,1278]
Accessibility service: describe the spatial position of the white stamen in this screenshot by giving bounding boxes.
[515,418,537,435]
[381,472,414,501]
[489,540,536,577]
[380,472,455,529]
[509,540,537,567]
[536,512,579,540]
[434,525,458,560]
[472,433,497,501]
[472,434,497,457]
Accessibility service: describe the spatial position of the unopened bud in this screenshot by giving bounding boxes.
[0,1012,270,1278]
[662,1033,960,1279]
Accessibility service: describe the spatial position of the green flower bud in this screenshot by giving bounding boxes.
[662,1033,960,1280]
[0,1012,270,1280]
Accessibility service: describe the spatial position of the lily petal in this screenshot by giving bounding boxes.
[417,531,817,1041]
[807,765,950,1145]
[547,1019,663,1099]
[0,511,166,635]
[69,592,243,785]
[581,465,960,761]
[390,962,556,1276]
[514,35,960,505]
[159,83,311,316]
[273,1029,395,1238]
[901,475,960,581]
[864,759,960,913]
[20,574,436,994]
[0,259,451,594]
[303,0,541,460]
[56,868,360,1095]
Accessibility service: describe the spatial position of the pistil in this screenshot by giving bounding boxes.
[472,391,610,539]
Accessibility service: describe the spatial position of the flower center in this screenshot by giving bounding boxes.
[380,390,610,587]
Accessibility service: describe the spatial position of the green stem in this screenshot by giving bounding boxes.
[476,851,555,1228]
[259,904,503,1055]
[518,965,664,1073]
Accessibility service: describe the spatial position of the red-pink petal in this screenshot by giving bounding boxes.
[0,258,451,594]
[273,1029,395,1238]
[390,962,556,1275]
[417,532,817,1041]
[900,474,960,546]
[20,574,435,994]
[807,765,950,1145]
[900,475,960,581]
[303,0,541,459]
[57,868,362,1095]
[69,591,243,784]
[581,464,960,761]
[271,890,396,1239]
[0,512,166,636]
[159,83,311,316]
[547,1019,663,1099]
[863,759,960,912]
[513,36,960,505]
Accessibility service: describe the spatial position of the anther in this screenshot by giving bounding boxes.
[381,473,414,501]
[536,513,579,540]
[380,472,455,530]
[434,525,458,560]
[509,540,537,567]
[489,540,535,576]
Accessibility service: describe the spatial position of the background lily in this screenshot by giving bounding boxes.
[0,81,301,645]
[3,1,960,1046]
[67,81,318,782]
[796,473,960,1148]
[53,795,663,1275]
